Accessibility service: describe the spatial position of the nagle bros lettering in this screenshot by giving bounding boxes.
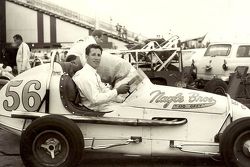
[150,90,216,108]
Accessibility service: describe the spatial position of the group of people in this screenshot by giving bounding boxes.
[2,30,137,112]
[115,23,127,39]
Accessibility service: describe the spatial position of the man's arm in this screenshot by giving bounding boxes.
[73,75,118,105]
[21,45,30,71]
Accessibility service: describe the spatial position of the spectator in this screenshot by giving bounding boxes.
[116,23,122,37]
[134,36,139,42]
[122,26,127,39]
[2,46,18,72]
[13,34,31,74]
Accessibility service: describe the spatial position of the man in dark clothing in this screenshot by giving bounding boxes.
[0,46,17,69]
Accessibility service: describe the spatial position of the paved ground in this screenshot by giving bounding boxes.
[0,128,225,167]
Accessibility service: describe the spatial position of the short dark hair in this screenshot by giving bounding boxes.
[91,30,103,38]
[13,34,23,41]
[66,55,77,62]
[85,44,103,56]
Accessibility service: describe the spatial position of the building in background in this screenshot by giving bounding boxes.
[0,0,145,54]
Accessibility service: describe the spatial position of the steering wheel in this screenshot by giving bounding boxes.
[124,76,142,100]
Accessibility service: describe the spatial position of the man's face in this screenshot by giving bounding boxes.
[86,48,102,69]
[94,35,103,44]
[13,38,22,47]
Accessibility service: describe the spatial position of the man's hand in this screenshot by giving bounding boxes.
[116,84,130,94]
[20,69,25,74]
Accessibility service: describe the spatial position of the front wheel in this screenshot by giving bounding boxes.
[220,118,250,167]
[20,115,84,167]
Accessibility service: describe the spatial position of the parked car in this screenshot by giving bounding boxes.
[192,43,250,95]
[182,48,206,67]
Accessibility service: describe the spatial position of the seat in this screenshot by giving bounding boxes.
[59,62,105,116]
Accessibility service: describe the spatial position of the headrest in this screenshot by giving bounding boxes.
[61,74,77,102]
[59,62,82,77]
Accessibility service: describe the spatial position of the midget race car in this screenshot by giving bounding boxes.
[0,55,250,167]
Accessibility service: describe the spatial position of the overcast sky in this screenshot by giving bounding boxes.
[47,0,250,42]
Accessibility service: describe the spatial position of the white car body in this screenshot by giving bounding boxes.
[0,57,250,167]
[193,43,250,81]
[182,48,206,67]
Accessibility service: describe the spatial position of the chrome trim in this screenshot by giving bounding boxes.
[85,137,141,150]
[170,141,220,156]
[11,111,187,126]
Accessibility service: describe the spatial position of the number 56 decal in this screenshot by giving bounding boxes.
[3,80,42,112]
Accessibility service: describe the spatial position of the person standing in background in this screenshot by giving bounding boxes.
[116,23,122,37]
[122,26,127,39]
[66,29,103,66]
[13,34,31,74]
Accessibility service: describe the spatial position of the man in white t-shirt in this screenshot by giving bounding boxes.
[13,34,31,74]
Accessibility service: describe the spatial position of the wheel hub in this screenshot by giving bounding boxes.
[32,130,69,166]
[243,140,250,157]
[41,138,61,159]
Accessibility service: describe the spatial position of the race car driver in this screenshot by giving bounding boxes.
[73,44,130,111]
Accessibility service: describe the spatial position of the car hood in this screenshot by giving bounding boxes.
[127,84,229,114]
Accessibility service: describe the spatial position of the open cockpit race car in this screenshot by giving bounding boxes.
[1,54,250,167]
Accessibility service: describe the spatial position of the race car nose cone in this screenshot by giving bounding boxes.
[243,140,250,157]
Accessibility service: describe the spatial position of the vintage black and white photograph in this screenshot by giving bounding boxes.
[0,0,250,166]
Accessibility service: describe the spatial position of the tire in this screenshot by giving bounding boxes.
[220,117,250,167]
[204,78,228,96]
[195,79,205,89]
[20,115,84,167]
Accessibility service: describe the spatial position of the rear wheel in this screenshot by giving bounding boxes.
[20,115,84,167]
[220,118,250,167]
[204,78,227,96]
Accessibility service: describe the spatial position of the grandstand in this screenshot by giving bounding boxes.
[0,0,146,50]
